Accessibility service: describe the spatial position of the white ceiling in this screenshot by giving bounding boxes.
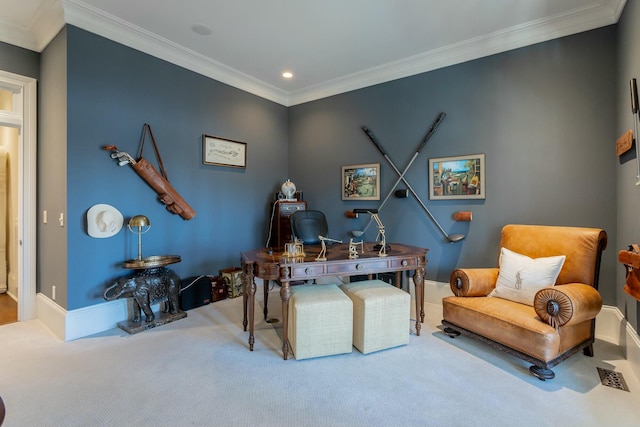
[0,0,627,106]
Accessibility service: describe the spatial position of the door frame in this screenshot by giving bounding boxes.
[0,69,37,321]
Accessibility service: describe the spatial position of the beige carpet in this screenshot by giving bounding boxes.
[0,284,638,427]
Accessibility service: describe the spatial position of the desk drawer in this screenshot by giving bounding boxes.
[328,259,389,275]
[279,202,306,214]
[290,264,326,278]
[389,257,418,269]
[257,264,279,278]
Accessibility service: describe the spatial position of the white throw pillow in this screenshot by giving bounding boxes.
[489,247,566,306]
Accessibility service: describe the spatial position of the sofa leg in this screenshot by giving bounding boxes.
[583,344,594,357]
[529,365,555,381]
[443,327,460,338]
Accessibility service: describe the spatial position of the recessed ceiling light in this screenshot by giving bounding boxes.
[191,23,212,36]
[282,71,294,79]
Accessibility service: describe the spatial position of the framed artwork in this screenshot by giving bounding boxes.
[202,134,247,168]
[342,163,380,200]
[429,154,485,200]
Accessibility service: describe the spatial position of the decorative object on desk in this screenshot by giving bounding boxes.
[281,179,297,200]
[370,213,388,257]
[103,266,185,333]
[348,208,378,237]
[128,215,151,261]
[429,153,485,200]
[202,134,247,168]
[103,124,196,220]
[220,267,243,298]
[453,211,473,221]
[86,204,123,238]
[342,163,380,200]
[348,239,364,259]
[316,236,343,261]
[283,240,305,259]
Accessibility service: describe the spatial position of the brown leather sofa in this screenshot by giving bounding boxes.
[442,224,607,380]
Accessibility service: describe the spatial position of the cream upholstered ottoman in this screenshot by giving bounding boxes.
[287,284,353,360]
[340,279,410,354]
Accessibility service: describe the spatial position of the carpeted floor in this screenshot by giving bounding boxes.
[1,285,638,427]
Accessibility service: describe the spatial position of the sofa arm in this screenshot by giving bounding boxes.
[449,268,500,297]
[533,283,602,328]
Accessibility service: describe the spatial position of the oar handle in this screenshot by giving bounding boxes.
[362,112,446,157]
[416,112,446,153]
[631,79,638,114]
[361,126,387,156]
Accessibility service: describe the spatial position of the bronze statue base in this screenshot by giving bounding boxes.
[117,310,187,334]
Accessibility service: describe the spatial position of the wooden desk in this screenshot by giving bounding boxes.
[241,242,427,359]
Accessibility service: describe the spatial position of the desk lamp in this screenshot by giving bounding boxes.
[128,215,151,260]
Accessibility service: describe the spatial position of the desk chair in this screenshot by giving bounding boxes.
[289,210,329,245]
[262,210,330,321]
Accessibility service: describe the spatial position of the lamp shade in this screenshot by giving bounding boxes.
[128,215,150,228]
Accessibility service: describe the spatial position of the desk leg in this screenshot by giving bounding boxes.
[413,266,425,336]
[280,267,292,360]
[263,280,269,321]
[243,262,256,351]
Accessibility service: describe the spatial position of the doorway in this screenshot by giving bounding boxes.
[0,69,37,322]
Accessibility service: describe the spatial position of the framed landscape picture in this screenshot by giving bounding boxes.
[342,163,380,201]
[429,154,485,200]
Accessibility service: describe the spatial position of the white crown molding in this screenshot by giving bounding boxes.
[6,0,622,106]
[61,0,290,106]
[287,2,623,106]
[0,0,64,52]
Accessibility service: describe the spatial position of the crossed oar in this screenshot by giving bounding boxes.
[356,112,465,243]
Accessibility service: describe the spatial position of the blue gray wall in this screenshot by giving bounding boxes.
[51,26,289,310]
[617,0,640,330]
[289,26,618,304]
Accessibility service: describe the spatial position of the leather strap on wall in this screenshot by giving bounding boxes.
[619,244,640,300]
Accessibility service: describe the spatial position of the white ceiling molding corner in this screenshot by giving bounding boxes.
[0,0,64,52]
[31,0,65,51]
[61,0,290,106]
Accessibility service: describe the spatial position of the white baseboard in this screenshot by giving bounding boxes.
[596,305,640,383]
[34,281,640,382]
[37,293,129,341]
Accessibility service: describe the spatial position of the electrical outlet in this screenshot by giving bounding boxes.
[43,210,47,224]
[58,213,64,227]
[52,285,56,300]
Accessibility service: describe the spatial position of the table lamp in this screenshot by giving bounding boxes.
[128,215,151,260]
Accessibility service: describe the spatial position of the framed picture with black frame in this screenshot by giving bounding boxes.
[202,134,247,168]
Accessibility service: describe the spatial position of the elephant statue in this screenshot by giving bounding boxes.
[104,267,181,322]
